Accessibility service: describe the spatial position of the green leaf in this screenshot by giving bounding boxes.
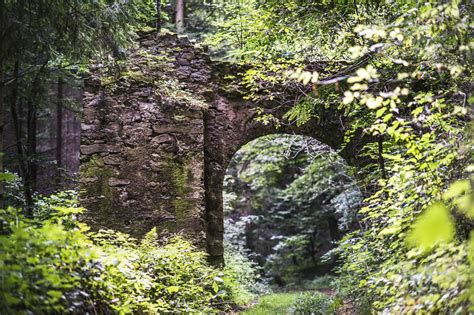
[379,225,401,236]
[213,276,224,283]
[406,202,455,252]
[47,290,63,300]
[0,172,17,182]
[166,286,180,294]
[52,206,85,215]
[299,71,312,85]
[212,281,219,293]
[376,107,387,118]
[412,106,424,117]
[442,180,470,200]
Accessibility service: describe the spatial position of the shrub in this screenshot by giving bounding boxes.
[0,191,245,314]
[223,243,271,305]
[0,205,101,313]
[289,291,337,315]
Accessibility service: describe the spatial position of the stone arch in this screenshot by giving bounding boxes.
[79,32,370,264]
[202,94,353,265]
[221,133,356,274]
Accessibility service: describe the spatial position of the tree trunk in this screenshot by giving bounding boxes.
[55,77,64,188]
[156,0,162,32]
[176,0,185,33]
[0,0,5,207]
[9,62,30,212]
[0,56,4,208]
[25,75,40,217]
[10,62,25,178]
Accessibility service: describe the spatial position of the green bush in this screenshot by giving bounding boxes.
[0,191,246,314]
[0,206,101,313]
[223,243,271,305]
[289,291,337,315]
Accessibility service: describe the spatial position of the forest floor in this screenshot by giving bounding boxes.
[238,289,356,315]
[241,292,300,315]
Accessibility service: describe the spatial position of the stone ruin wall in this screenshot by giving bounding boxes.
[79,32,359,263]
[80,33,212,244]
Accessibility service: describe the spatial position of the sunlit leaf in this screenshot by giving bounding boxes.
[166,286,180,294]
[406,202,455,252]
[212,281,219,293]
[442,180,471,200]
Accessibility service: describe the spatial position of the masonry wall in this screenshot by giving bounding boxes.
[80,33,213,242]
[80,32,357,263]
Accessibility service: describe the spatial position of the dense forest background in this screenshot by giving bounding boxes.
[0,0,472,314]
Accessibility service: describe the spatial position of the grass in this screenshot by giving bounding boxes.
[241,292,300,315]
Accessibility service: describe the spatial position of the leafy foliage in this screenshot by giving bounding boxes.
[223,242,271,305]
[0,191,252,313]
[224,135,361,285]
[286,1,474,313]
[218,0,472,313]
[204,0,387,61]
[289,291,338,315]
[1,0,472,313]
[241,292,302,315]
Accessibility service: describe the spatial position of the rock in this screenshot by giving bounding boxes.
[109,178,131,187]
[181,52,195,60]
[104,123,122,139]
[122,110,142,124]
[104,155,122,165]
[190,72,208,83]
[177,58,191,66]
[80,176,98,184]
[138,102,155,112]
[119,190,128,202]
[153,134,174,144]
[152,123,202,134]
[81,123,96,132]
[149,161,164,172]
[106,145,122,153]
[81,144,105,155]
[177,65,192,74]
[141,40,156,47]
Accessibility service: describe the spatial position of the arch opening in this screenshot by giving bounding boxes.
[221,134,362,288]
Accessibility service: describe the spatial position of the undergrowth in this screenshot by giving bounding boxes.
[0,190,253,314]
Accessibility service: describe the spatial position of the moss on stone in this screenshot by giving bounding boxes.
[165,154,193,225]
[80,156,114,215]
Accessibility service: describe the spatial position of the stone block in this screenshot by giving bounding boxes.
[81,144,105,155]
[109,177,131,187]
[152,122,202,134]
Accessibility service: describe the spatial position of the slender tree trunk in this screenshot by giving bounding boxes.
[9,62,30,212]
[309,237,317,265]
[10,62,25,178]
[25,75,40,217]
[176,0,185,33]
[21,60,48,216]
[55,77,64,189]
[156,0,162,32]
[0,58,4,209]
[0,0,5,207]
